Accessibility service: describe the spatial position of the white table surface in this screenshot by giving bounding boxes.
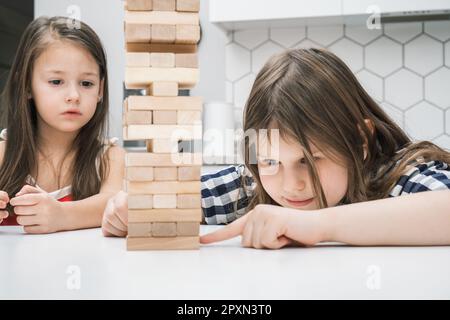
[1,225,449,299]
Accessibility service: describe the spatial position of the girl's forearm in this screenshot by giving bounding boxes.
[60,193,113,231]
[321,190,450,246]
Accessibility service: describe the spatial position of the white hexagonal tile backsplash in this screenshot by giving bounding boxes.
[225,21,450,150]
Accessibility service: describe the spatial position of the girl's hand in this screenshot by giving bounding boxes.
[102,191,128,237]
[10,185,63,234]
[0,191,10,224]
[200,204,327,249]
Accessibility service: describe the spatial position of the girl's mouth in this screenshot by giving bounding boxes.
[284,197,314,207]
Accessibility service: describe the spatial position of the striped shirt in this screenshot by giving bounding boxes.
[201,160,450,225]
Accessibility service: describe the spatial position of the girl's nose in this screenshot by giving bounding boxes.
[282,168,306,193]
[65,85,80,103]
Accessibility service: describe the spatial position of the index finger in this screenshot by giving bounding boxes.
[0,191,9,202]
[200,214,248,244]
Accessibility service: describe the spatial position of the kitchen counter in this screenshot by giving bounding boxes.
[1,225,449,299]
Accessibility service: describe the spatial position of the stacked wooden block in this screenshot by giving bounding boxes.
[124,0,202,250]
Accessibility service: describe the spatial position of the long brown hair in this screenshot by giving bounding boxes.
[0,16,110,205]
[242,48,450,211]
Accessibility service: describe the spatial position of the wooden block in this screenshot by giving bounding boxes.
[126,152,202,167]
[175,53,198,68]
[128,194,153,209]
[126,52,150,67]
[127,181,200,194]
[149,53,175,68]
[153,194,177,208]
[176,0,199,12]
[128,223,152,237]
[126,167,154,181]
[175,25,200,44]
[127,236,199,250]
[151,222,177,237]
[123,126,128,140]
[151,24,176,43]
[127,43,197,54]
[154,167,178,181]
[148,82,178,96]
[147,139,179,153]
[127,0,153,11]
[177,110,201,124]
[178,166,201,180]
[152,0,175,11]
[177,194,201,208]
[125,124,202,140]
[127,96,202,111]
[128,208,202,223]
[125,67,199,89]
[177,222,199,236]
[125,110,152,125]
[153,110,177,124]
[125,11,199,25]
[125,23,151,43]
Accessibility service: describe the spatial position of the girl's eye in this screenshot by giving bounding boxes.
[81,81,94,87]
[49,80,62,85]
[260,159,279,167]
[300,157,320,164]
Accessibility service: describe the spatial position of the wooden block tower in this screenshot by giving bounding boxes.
[123,0,202,250]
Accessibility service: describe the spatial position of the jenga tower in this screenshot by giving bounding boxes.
[123,0,202,250]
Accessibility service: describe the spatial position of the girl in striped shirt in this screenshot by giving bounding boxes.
[104,49,450,249]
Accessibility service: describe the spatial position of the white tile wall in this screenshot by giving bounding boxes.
[225,21,450,150]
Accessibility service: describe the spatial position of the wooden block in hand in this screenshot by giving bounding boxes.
[152,0,175,11]
[152,222,177,237]
[126,166,154,181]
[175,25,200,44]
[125,110,152,125]
[127,96,202,111]
[175,53,198,68]
[128,194,153,209]
[150,53,175,68]
[128,223,152,238]
[152,110,177,124]
[177,194,201,208]
[154,167,178,181]
[151,24,176,43]
[127,236,199,250]
[177,110,201,124]
[178,166,201,181]
[177,222,199,236]
[125,23,151,43]
[153,194,177,208]
[148,82,178,96]
[127,0,153,11]
[126,52,150,67]
[176,0,200,12]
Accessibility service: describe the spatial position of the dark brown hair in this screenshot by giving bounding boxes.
[0,16,110,205]
[242,48,450,211]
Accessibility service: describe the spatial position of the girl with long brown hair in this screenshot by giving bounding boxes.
[200,48,450,248]
[0,16,124,233]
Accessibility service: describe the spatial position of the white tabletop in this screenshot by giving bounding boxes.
[1,225,449,299]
